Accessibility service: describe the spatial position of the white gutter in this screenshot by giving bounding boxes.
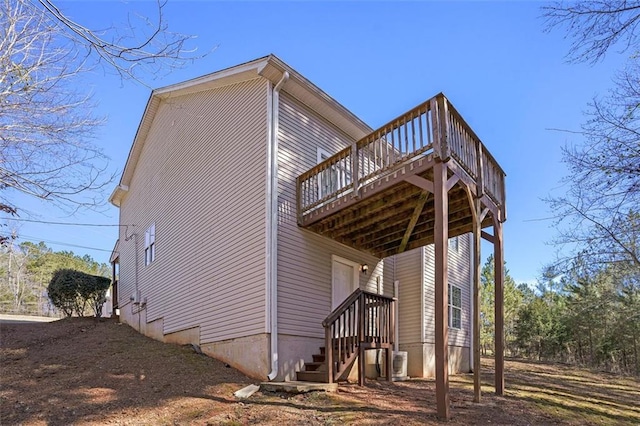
[267,71,289,381]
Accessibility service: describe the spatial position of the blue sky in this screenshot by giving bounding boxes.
[7,1,626,284]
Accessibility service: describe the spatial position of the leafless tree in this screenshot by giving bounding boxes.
[35,0,199,82]
[543,1,640,64]
[0,0,200,228]
[543,1,640,273]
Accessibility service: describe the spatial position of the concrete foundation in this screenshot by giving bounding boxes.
[400,342,470,378]
[201,333,270,380]
[165,326,200,345]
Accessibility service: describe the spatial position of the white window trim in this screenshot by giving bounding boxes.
[316,147,351,200]
[448,283,462,330]
[317,147,332,163]
[144,223,156,266]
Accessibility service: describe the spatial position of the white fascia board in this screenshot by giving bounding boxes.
[259,56,373,141]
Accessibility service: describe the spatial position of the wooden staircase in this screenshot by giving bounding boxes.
[296,289,396,385]
[296,346,328,382]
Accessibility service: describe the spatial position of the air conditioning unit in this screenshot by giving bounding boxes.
[380,350,408,380]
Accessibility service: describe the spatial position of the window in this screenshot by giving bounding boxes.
[448,284,462,329]
[144,223,155,266]
[316,147,350,199]
[448,236,459,252]
[317,147,336,198]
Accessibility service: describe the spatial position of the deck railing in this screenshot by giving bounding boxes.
[297,93,506,220]
[322,289,395,384]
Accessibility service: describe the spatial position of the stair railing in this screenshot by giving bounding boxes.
[322,289,396,384]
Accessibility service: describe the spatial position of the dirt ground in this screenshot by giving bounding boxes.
[1,317,639,425]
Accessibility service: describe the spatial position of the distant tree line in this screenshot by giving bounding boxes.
[0,241,110,316]
[481,256,640,376]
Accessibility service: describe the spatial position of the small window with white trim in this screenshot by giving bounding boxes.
[144,223,156,266]
[316,147,350,199]
[448,284,462,329]
[317,147,334,199]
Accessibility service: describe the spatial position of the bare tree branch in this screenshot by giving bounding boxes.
[543,0,640,63]
[544,1,640,276]
[0,0,203,230]
[34,0,204,85]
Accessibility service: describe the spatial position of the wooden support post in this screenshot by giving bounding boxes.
[473,199,482,402]
[351,142,360,196]
[434,161,450,420]
[358,294,365,386]
[494,219,505,395]
[386,346,393,382]
[387,299,395,381]
[326,326,334,384]
[436,94,450,161]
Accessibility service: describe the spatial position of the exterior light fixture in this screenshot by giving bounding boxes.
[360,264,369,274]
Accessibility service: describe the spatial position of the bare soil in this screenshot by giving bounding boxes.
[1,317,638,425]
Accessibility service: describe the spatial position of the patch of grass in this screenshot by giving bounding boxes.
[498,358,640,425]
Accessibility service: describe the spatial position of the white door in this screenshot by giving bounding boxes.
[332,256,359,310]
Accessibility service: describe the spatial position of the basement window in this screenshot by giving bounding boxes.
[144,223,156,266]
[448,284,462,329]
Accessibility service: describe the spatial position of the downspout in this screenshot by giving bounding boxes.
[267,71,289,380]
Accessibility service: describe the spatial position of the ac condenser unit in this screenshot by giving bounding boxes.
[380,351,408,380]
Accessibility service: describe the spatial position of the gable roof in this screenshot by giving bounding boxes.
[109,54,372,207]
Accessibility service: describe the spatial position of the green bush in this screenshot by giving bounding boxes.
[47,269,111,317]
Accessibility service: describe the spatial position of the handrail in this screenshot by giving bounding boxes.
[297,93,506,221]
[322,288,363,327]
[322,288,395,384]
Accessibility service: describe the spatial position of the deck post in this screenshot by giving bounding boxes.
[436,94,450,161]
[473,198,482,402]
[325,326,334,384]
[358,293,365,386]
[351,143,359,196]
[494,217,505,395]
[387,299,394,381]
[434,160,450,420]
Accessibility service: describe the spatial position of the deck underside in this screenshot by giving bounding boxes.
[301,155,495,258]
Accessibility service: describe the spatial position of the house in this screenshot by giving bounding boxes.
[109,55,506,419]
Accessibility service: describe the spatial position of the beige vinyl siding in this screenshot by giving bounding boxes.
[117,77,268,343]
[277,92,383,338]
[423,234,472,347]
[395,248,423,344]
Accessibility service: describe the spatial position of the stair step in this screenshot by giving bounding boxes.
[312,354,325,363]
[296,370,328,383]
[304,361,324,371]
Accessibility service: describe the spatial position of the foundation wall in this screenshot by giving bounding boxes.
[400,342,470,378]
[200,333,270,380]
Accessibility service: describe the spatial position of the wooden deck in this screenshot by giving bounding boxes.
[296,92,507,420]
[296,93,506,258]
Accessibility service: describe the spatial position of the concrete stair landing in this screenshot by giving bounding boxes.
[260,381,338,393]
